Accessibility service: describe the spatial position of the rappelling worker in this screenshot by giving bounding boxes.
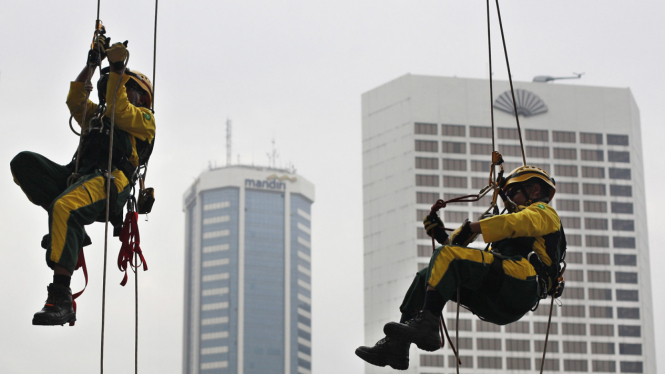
[356,166,566,370]
[9,34,155,326]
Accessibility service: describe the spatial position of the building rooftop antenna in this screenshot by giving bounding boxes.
[226,118,232,166]
[267,138,279,169]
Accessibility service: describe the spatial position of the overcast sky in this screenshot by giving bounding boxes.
[1,1,664,373]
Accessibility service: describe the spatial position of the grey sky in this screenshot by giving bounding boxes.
[1,1,664,373]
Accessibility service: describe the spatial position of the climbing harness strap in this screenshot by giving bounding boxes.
[118,210,148,286]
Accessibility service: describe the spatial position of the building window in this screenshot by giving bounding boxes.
[557,199,580,211]
[532,163,552,174]
[417,227,427,239]
[608,151,630,163]
[562,305,585,317]
[416,174,439,187]
[504,161,521,171]
[614,236,636,248]
[477,320,501,332]
[587,253,610,265]
[617,308,640,320]
[567,235,582,247]
[446,318,472,331]
[612,202,634,214]
[415,140,438,152]
[536,359,560,371]
[592,360,616,372]
[613,219,635,231]
[553,131,576,143]
[415,122,437,135]
[526,129,548,142]
[499,144,523,157]
[442,158,467,171]
[535,340,559,353]
[592,343,615,354]
[471,160,490,172]
[527,146,550,158]
[620,344,642,356]
[471,143,492,155]
[554,165,578,177]
[564,359,588,372]
[442,141,466,154]
[620,361,643,373]
[588,270,611,282]
[420,354,444,367]
[506,322,530,333]
[441,124,465,137]
[607,134,629,146]
[589,288,612,300]
[417,192,440,204]
[563,341,587,354]
[567,252,583,263]
[561,217,581,229]
[449,356,474,368]
[416,157,439,169]
[590,324,614,336]
[616,289,639,301]
[585,218,608,230]
[498,127,519,139]
[534,322,558,334]
[586,235,610,248]
[582,166,605,179]
[584,201,607,213]
[581,149,604,161]
[618,325,641,337]
[610,185,632,197]
[615,254,637,266]
[472,195,492,207]
[533,305,558,316]
[476,338,501,351]
[583,183,606,195]
[566,269,584,282]
[616,272,638,284]
[590,306,613,318]
[477,356,502,369]
[507,358,531,370]
[580,132,603,144]
[558,182,579,194]
[470,126,492,138]
[444,211,469,223]
[506,339,530,352]
[553,148,577,160]
[417,245,430,257]
[610,168,631,180]
[417,210,429,221]
[443,176,467,188]
[455,337,473,349]
[471,177,487,189]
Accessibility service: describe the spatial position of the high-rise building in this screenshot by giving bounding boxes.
[362,74,655,373]
[183,165,315,374]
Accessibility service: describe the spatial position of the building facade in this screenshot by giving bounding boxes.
[362,75,655,373]
[183,165,315,374]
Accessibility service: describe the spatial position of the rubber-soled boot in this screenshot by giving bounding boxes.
[355,336,410,370]
[383,310,441,352]
[32,283,76,326]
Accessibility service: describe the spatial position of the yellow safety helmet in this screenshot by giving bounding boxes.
[502,165,556,202]
[126,69,153,108]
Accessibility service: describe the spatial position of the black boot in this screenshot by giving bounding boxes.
[383,310,441,352]
[355,336,410,370]
[32,283,76,326]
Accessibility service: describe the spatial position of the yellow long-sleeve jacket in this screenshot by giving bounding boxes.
[66,72,156,168]
[479,201,565,267]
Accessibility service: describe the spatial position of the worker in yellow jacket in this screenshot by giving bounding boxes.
[10,37,155,326]
[356,166,566,370]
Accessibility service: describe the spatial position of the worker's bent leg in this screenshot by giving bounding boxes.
[46,170,129,273]
[10,151,71,210]
[399,267,429,322]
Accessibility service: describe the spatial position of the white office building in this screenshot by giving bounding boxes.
[362,74,655,373]
[183,165,315,374]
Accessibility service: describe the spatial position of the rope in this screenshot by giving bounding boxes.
[539,296,555,373]
[100,53,130,374]
[494,0,526,166]
[486,0,497,185]
[455,288,460,374]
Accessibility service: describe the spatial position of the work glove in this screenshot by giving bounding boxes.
[107,41,129,70]
[87,35,110,66]
[450,219,478,247]
[423,213,448,245]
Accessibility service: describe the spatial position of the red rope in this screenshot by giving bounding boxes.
[117,211,148,286]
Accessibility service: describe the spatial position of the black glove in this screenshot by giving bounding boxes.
[423,213,448,244]
[450,219,477,246]
[87,35,110,66]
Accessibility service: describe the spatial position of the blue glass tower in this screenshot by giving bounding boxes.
[183,166,315,374]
